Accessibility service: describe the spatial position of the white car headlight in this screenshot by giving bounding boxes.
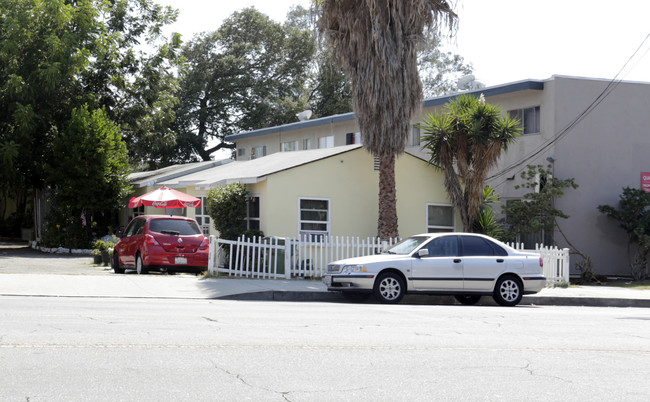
[342,265,367,273]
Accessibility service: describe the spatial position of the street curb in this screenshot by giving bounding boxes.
[217,291,650,308]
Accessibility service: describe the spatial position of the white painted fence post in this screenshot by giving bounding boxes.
[208,235,216,275]
[284,238,292,279]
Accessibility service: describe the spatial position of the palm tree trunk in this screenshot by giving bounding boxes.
[378,153,398,240]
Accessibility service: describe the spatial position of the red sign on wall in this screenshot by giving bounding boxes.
[642,172,650,193]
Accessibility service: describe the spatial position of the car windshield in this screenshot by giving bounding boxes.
[382,236,430,255]
[149,219,201,236]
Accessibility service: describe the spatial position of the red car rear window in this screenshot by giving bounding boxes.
[149,219,201,235]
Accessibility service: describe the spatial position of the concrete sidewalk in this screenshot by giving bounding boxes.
[1,272,649,307]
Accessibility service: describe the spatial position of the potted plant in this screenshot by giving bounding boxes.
[92,237,117,266]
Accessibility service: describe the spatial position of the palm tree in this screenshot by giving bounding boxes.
[315,0,456,240]
[420,94,521,232]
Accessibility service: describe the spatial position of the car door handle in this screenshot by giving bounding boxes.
[497,259,504,263]
[454,259,462,263]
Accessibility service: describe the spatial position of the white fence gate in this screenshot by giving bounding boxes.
[208,236,570,284]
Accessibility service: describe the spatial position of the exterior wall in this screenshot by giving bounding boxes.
[235,119,360,160]
[550,77,650,276]
[246,148,450,238]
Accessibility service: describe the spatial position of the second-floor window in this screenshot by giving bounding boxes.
[319,135,334,149]
[282,140,299,152]
[251,145,266,159]
[410,125,421,146]
[509,106,540,134]
[346,132,361,145]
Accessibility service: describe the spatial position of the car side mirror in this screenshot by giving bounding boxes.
[417,249,429,258]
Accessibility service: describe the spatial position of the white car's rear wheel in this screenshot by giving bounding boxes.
[373,272,405,304]
[493,275,522,306]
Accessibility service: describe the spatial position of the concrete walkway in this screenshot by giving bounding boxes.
[1,240,649,307]
[1,272,649,307]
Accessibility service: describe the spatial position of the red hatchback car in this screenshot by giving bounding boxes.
[112,215,209,275]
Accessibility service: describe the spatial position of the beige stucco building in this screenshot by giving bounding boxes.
[127,75,650,277]
[125,145,452,240]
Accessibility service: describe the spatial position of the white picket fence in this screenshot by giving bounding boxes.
[207,236,570,284]
[508,243,570,284]
[208,235,399,279]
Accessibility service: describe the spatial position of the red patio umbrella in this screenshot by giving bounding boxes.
[128,186,202,211]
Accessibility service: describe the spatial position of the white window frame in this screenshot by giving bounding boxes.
[409,124,421,146]
[509,106,541,135]
[304,138,312,150]
[251,145,266,160]
[298,197,330,238]
[195,196,211,235]
[318,135,334,149]
[282,140,299,152]
[426,203,455,232]
[246,195,261,230]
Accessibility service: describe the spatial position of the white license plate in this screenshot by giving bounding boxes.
[323,276,332,286]
[175,257,187,265]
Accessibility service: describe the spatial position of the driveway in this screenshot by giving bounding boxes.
[0,240,111,275]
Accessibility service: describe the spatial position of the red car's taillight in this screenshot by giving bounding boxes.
[539,257,543,268]
[199,237,209,250]
[145,234,160,246]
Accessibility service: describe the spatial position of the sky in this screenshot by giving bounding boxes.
[156,0,650,87]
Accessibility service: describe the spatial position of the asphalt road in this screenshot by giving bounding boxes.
[1,296,649,401]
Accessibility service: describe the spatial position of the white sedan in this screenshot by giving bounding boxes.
[322,233,546,306]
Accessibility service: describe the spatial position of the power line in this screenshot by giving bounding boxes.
[488,33,650,187]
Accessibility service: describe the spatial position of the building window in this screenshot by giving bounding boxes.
[509,106,540,134]
[299,198,329,238]
[132,205,144,217]
[237,148,246,158]
[282,140,299,152]
[319,135,334,149]
[426,204,455,232]
[410,125,421,146]
[346,132,361,145]
[196,197,211,235]
[251,145,266,160]
[247,196,260,230]
[304,138,312,150]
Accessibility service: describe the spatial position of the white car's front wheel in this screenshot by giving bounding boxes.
[373,272,405,304]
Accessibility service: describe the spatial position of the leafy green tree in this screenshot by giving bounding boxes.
[502,164,578,241]
[48,105,131,213]
[206,183,262,240]
[0,0,180,235]
[473,186,504,239]
[419,31,474,97]
[172,7,316,162]
[421,94,520,231]
[43,105,131,247]
[316,0,457,240]
[598,187,650,280]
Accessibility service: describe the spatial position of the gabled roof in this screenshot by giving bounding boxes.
[160,144,365,189]
[129,159,233,188]
[224,78,545,142]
